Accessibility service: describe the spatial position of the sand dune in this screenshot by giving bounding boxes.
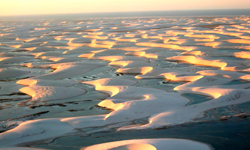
[0,15,250,150]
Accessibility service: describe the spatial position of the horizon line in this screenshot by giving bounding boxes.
[1,8,250,17]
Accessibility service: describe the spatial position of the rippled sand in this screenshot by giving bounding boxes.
[0,15,250,149]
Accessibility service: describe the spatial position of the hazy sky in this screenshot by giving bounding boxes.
[1,0,250,16]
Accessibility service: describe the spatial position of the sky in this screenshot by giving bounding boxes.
[1,0,250,16]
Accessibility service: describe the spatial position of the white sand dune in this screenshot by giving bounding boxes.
[0,119,74,147]
[19,85,87,102]
[17,79,76,87]
[34,63,105,80]
[84,78,189,121]
[124,76,250,130]
[83,138,213,150]
[136,67,203,82]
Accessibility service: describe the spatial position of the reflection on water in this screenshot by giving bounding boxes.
[182,93,213,106]
[222,80,250,85]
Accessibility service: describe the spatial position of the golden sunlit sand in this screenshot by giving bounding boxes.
[83,139,212,150]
